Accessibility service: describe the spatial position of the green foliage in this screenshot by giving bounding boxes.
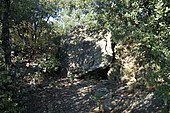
[1,0,62,112]
[0,70,19,113]
[56,0,97,32]
[88,0,170,107]
[9,0,64,47]
[39,54,60,75]
[0,0,170,112]
[137,1,170,104]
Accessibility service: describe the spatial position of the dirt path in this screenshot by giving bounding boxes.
[22,77,102,113]
[21,77,165,113]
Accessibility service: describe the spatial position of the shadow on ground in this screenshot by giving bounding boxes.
[19,74,166,113]
[12,61,166,113]
[21,77,99,113]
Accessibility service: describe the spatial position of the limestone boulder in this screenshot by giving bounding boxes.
[59,26,113,78]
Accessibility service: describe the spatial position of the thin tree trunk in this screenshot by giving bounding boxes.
[1,0,11,69]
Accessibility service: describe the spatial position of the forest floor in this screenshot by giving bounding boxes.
[18,74,166,113]
[11,59,166,113]
[9,45,167,113]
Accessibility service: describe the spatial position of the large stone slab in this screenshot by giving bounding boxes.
[59,26,113,78]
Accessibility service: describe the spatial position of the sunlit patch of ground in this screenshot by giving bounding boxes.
[20,75,165,113]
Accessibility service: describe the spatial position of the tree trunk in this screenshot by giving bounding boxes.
[1,0,11,68]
